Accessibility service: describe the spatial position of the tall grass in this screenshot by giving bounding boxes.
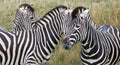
[0,0,120,65]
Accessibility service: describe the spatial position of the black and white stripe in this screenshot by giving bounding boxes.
[0,5,72,65]
[62,6,120,65]
[0,29,37,65]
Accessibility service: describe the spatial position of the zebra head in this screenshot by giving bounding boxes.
[61,7,72,35]
[36,5,72,35]
[62,6,96,50]
[13,3,39,30]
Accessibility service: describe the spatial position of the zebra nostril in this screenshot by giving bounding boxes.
[63,37,70,44]
[64,45,69,50]
[61,32,64,35]
[66,37,70,43]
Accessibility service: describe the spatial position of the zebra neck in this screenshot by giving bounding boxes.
[33,24,61,63]
[36,19,61,45]
[36,26,61,46]
[33,12,63,63]
[81,27,97,53]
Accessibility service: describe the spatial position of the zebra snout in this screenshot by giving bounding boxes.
[62,37,71,50]
[63,37,70,44]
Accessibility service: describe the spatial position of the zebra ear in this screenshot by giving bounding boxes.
[29,3,33,6]
[80,9,89,18]
[71,8,79,19]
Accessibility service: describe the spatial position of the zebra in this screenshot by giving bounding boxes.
[0,4,39,65]
[12,3,39,31]
[62,6,120,65]
[0,5,72,65]
[28,5,72,64]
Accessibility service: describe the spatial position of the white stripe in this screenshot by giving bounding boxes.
[0,32,11,65]
[15,30,26,64]
[0,38,6,51]
[10,35,16,65]
[0,51,5,64]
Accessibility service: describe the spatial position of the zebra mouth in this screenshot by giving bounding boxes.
[62,37,72,50]
[62,43,71,50]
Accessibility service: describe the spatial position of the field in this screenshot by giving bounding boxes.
[0,0,120,65]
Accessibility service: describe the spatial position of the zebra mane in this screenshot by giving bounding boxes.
[72,6,87,19]
[41,5,68,18]
[18,3,34,13]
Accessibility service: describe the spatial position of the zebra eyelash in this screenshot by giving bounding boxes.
[30,16,34,19]
[74,25,81,30]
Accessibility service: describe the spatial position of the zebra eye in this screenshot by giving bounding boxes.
[76,25,80,28]
[81,17,83,19]
[74,25,80,30]
[30,16,34,19]
[63,14,65,17]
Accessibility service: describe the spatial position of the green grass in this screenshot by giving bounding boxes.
[0,0,120,65]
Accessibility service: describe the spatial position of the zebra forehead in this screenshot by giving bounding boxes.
[80,9,89,18]
[64,9,72,15]
[19,6,27,14]
[18,3,34,13]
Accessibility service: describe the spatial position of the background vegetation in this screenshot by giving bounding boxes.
[0,0,120,65]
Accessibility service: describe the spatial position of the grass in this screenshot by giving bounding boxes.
[0,0,120,65]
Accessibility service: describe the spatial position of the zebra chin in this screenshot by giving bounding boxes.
[62,37,74,50]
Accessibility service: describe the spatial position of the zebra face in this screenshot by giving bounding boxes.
[13,4,39,30]
[62,24,82,50]
[62,6,89,50]
[61,9,73,35]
